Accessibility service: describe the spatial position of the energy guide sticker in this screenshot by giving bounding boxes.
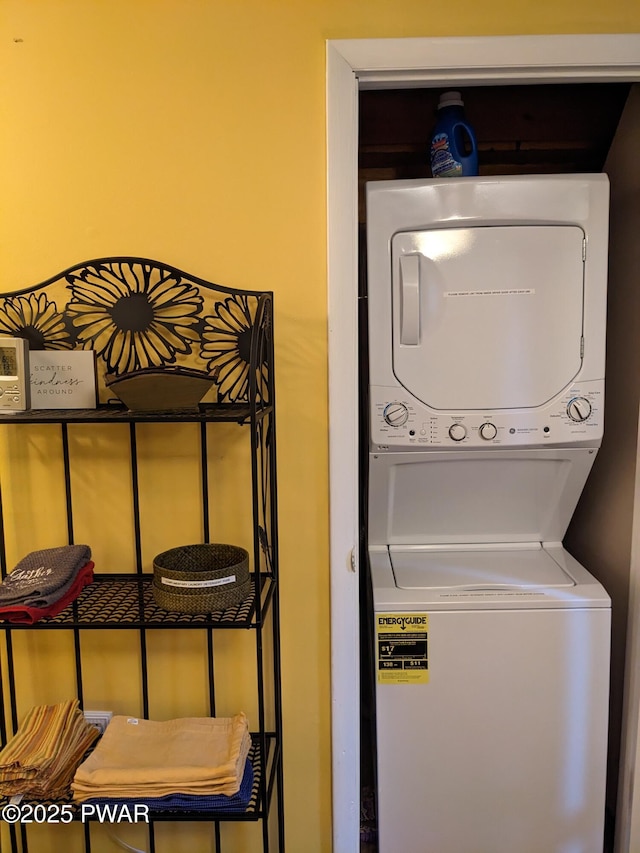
[376,613,429,684]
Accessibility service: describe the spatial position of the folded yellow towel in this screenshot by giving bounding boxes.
[72,712,250,802]
[0,699,99,799]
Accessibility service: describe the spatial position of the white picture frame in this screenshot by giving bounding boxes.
[29,350,97,409]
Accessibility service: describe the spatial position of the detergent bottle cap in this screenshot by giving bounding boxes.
[438,91,464,109]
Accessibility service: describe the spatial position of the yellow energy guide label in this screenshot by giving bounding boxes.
[376,612,429,684]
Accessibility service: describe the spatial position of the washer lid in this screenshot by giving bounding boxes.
[391,225,585,410]
[368,449,597,547]
[390,546,576,591]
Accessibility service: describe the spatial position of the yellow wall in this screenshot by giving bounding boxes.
[1,2,640,852]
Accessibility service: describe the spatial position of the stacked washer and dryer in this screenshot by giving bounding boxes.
[366,174,611,853]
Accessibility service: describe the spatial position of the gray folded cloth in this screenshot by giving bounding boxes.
[0,545,92,608]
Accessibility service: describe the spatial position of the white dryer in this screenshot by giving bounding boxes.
[366,175,611,853]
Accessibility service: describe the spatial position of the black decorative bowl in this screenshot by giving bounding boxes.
[105,367,216,412]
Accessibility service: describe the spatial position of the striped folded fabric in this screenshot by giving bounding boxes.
[72,712,250,802]
[0,699,100,800]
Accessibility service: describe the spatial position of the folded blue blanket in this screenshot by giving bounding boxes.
[83,758,254,813]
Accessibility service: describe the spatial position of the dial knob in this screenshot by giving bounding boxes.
[479,422,498,440]
[448,423,467,442]
[567,397,592,422]
[383,402,409,427]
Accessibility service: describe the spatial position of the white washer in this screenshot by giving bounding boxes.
[366,175,611,853]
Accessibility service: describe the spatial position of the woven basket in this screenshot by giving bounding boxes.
[152,544,250,614]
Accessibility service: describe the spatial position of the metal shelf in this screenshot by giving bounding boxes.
[0,402,273,425]
[0,574,276,630]
[0,734,281,822]
[0,260,284,853]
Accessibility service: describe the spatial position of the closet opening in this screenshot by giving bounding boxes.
[357,80,637,853]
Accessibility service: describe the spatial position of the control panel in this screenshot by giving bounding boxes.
[370,381,603,449]
[0,384,23,406]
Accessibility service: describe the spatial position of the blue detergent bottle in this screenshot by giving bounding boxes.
[429,91,478,178]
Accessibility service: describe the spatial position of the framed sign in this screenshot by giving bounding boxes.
[29,350,97,409]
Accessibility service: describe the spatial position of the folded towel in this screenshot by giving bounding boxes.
[0,699,99,800]
[72,713,250,802]
[0,562,94,624]
[0,545,92,608]
[83,757,254,814]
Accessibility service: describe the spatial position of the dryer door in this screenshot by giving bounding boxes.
[392,225,585,410]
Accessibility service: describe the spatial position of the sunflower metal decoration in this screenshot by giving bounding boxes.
[65,261,204,375]
[0,293,73,350]
[201,294,268,403]
[0,258,272,407]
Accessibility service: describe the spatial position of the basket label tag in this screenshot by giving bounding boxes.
[161,575,237,589]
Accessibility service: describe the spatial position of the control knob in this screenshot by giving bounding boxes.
[448,423,467,442]
[383,402,409,427]
[567,397,592,422]
[479,422,498,440]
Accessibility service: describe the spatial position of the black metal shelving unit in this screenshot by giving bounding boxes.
[0,259,284,853]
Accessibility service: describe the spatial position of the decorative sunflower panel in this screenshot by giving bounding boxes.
[0,258,272,406]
